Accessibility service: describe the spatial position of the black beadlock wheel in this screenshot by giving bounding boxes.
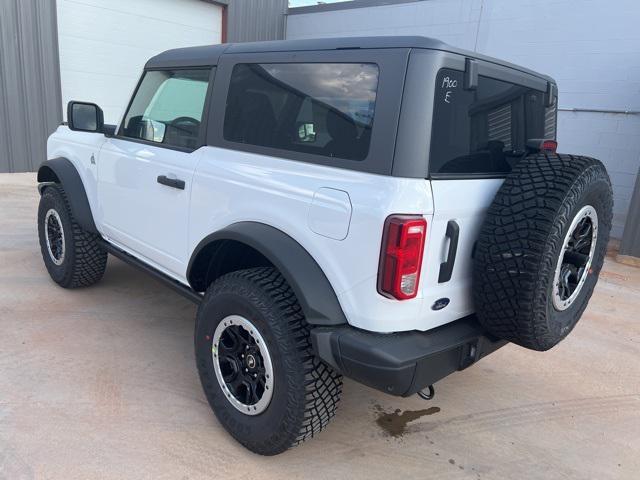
[194,267,342,456]
[37,185,108,288]
[473,153,613,351]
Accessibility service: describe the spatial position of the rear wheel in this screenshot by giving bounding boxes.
[195,267,342,455]
[474,153,613,351]
[37,185,107,288]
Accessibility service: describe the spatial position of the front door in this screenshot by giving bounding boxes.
[97,68,212,278]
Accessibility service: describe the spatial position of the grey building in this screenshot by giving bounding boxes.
[1,0,638,251]
[0,0,62,174]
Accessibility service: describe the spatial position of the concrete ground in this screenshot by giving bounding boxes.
[1,172,639,480]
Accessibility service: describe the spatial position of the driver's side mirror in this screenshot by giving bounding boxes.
[67,101,104,133]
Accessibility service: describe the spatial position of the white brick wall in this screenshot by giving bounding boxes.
[287,0,640,238]
[558,113,640,236]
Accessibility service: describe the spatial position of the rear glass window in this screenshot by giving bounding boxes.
[429,69,556,176]
[223,63,379,161]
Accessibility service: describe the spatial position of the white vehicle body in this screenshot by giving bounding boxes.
[48,126,502,333]
[39,37,616,456]
[46,37,557,335]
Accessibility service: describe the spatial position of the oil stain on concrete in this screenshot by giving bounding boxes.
[373,404,441,437]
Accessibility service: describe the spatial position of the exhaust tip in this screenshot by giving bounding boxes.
[417,385,435,401]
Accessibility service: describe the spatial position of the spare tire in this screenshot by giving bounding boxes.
[474,153,613,351]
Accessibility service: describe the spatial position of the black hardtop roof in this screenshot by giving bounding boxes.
[145,36,554,83]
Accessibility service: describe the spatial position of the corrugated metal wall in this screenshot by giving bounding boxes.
[0,0,62,173]
[227,0,287,43]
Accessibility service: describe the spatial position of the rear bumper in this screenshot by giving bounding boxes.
[310,315,507,397]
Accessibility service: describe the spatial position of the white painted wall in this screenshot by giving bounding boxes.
[287,0,640,238]
[57,0,222,125]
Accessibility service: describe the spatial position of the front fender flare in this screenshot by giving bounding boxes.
[187,222,347,326]
[37,157,98,234]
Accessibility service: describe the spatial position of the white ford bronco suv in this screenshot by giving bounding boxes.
[38,37,613,455]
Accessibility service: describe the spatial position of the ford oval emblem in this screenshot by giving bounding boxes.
[431,298,450,311]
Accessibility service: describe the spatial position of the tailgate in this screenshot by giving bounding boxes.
[416,65,556,330]
[420,178,503,329]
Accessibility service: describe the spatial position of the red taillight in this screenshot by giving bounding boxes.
[542,140,558,153]
[526,138,558,153]
[378,215,427,300]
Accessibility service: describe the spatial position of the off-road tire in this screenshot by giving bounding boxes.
[195,267,342,456]
[474,153,613,351]
[37,185,107,288]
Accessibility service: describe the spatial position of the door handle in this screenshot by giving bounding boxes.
[438,220,460,283]
[157,175,185,190]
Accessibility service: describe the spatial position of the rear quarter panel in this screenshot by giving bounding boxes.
[189,147,434,332]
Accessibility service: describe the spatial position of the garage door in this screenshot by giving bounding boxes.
[57,0,222,124]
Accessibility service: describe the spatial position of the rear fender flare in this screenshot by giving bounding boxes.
[187,222,347,326]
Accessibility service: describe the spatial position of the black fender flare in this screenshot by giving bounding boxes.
[187,222,347,326]
[37,157,98,234]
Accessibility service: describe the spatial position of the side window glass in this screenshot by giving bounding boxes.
[121,69,211,150]
[223,63,379,161]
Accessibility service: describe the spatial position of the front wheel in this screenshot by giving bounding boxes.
[194,267,342,455]
[37,185,107,288]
